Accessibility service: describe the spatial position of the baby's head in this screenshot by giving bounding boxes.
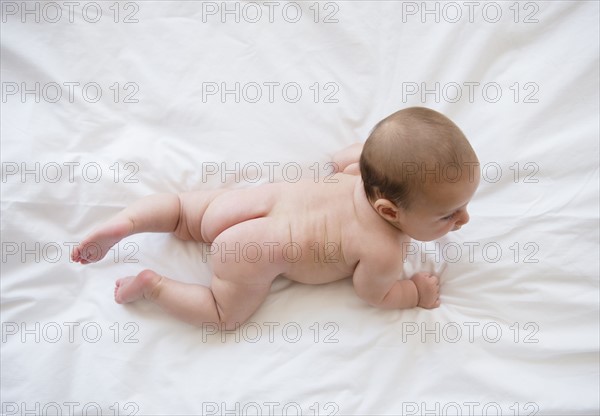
[360,107,480,242]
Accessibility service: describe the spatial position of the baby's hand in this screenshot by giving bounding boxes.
[410,272,441,309]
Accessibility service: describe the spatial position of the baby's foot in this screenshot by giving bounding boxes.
[71,218,132,264]
[114,269,162,304]
[410,272,441,309]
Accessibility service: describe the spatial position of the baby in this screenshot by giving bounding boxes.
[72,107,480,330]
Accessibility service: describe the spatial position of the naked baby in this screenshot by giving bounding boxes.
[72,107,480,330]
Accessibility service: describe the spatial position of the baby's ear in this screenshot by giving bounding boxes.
[373,199,399,222]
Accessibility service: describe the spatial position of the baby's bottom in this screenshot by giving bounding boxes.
[115,217,283,330]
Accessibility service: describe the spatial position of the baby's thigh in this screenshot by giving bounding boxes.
[210,217,287,285]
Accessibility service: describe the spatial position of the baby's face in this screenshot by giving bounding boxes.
[398,173,480,242]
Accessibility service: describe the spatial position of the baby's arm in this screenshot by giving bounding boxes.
[331,142,363,175]
[353,261,440,309]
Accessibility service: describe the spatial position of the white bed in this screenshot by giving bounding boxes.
[1,1,598,415]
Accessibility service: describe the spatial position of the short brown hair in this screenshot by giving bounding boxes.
[359,107,478,209]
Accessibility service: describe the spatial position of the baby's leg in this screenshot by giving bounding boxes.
[112,195,283,328]
[72,194,181,264]
[114,269,271,330]
[72,190,224,264]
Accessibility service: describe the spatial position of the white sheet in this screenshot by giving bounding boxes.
[1,1,598,415]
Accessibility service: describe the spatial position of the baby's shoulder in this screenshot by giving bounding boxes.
[364,234,405,263]
[345,223,407,270]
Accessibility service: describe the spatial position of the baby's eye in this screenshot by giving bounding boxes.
[441,213,455,221]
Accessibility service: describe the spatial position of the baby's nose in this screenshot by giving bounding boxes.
[455,210,470,227]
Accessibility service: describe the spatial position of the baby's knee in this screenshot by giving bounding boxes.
[213,301,251,331]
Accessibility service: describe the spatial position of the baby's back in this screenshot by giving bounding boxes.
[263,175,354,283]
[259,174,405,284]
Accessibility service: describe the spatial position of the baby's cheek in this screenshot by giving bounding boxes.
[439,222,454,236]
